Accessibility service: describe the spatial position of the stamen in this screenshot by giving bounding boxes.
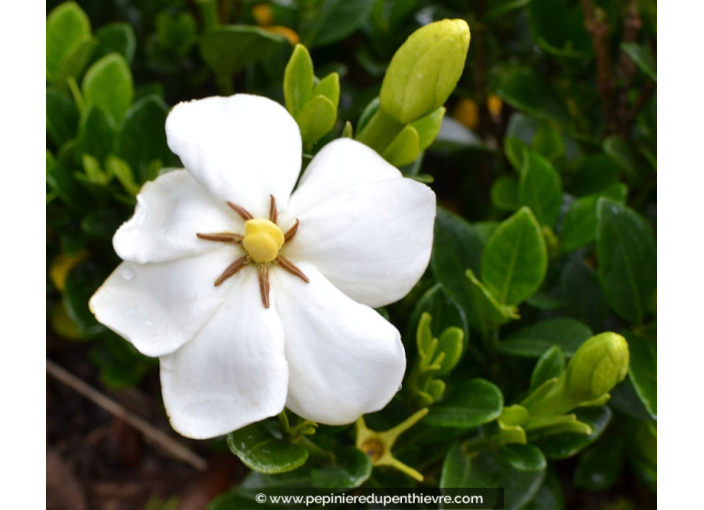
[284,219,300,243]
[259,264,271,308]
[196,232,243,243]
[214,257,248,286]
[227,201,254,221]
[269,194,278,224]
[276,256,309,283]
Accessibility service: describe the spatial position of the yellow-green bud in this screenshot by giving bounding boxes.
[380,19,470,124]
[565,332,630,402]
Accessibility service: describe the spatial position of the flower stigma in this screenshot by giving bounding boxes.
[196,194,308,308]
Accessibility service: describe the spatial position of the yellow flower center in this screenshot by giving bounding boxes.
[242,218,284,263]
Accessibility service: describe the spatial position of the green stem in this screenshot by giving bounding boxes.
[215,74,234,96]
[355,108,404,155]
[300,437,335,464]
[197,0,220,32]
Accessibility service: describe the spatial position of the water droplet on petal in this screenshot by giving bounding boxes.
[121,265,135,281]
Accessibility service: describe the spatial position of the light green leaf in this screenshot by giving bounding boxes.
[533,407,612,460]
[465,269,519,336]
[284,44,315,117]
[426,379,503,428]
[296,95,337,148]
[435,327,464,376]
[82,53,134,123]
[383,125,420,167]
[501,318,593,358]
[518,149,563,227]
[405,283,469,351]
[227,422,309,474]
[596,199,656,324]
[410,107,445,151]
[491,176,520,211]
[46,1,95,86]
[312,73,340,109]
[482,207,548,305]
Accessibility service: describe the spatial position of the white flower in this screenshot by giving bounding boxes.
[89,94,436,439]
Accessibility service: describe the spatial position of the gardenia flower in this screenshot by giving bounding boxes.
[89,94,436,439]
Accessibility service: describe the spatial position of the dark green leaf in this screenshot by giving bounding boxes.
[603,136,637,177]
[559,259,607,332]
[116,95,172,183]
[81,208,126,239]
[530,346,565,391]
[46,88,79,147]
[528,0,592,57]
[518,149,563,227]
[310,447,371,488]
[568,154,623,196]
[63,260,107,337]
[238,470,312,497]
[227,422,309,474]
[481,207,548,305]
[573,436,626,490]
[93,23,136,65]
[491,176,520,211]
[405,283,469,351]
[496,67,568,122]
[426,379,503,428]
[533,407,612,459]
[485,0,531,20]
[561,183,627,252]
[301,0,376,48]
[464,269,519,337]
[625,332,657,418]
[532,123,565,161]
[505,136,529,171]
[78,105,116,163]
[200,26,287,78]
[596,199,656,324]
[431,208,485,287]
[621,43,657,81]
[502,318,593,358]
[433,117,487,152]
[523,470,565,510]
[441,443,546,510]
[89,332,157,389]
[82,53,134,124]
[156,11,197,56]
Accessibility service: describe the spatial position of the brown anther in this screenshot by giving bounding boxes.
[283,219,300,243]
[227,201,254,221]
[276,256,309,283]
[269,194,278,224]
[214,257,249,286]
[196,232,243,243]
[258,264,271,308]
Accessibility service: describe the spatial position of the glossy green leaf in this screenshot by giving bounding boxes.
[383,125,420,167]
[573,436,626,490]
[46,2,95,85]
[464,269,519,336]
[405,283,469,350]
[496,67,568,122]
[312,73,340,109]
[238,470,312,497]
[625,332,657,419]
[596,199,656,324]
[528,0,592,57]
[523,470,564,510]
[93,23,136,64]
[431,207,485,290]
[78,105,116,163]
[426,379,503,428]
[569,154,622,196]
[482,207,548,305]
[621,43,657,81]
[200,26,287,78]
[227,422,309,474]
[284,44,315,117]
[82,53,134,123]
[518,149,563,227]
[530,346,565,391]
[296,95,337,148]
[533,407,612,460]
[310,447,371,488]
[561,183,627,252]
[560,259,607,332]
[46,88,79,147]
[116,95,172,183]
[301,0,376,48]
[501,318,593,358]
[441,443,546,510]
[410,107,445,151]
[435,327,464,376]
[491,176,520,211]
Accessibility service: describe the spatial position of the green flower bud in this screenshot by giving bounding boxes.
[565,332,630,402]
[380,19,470,124]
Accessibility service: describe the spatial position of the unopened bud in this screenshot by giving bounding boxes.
[380,19,470,124]
[565,332,630,402]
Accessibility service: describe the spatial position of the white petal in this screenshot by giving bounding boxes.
[89,246,245,357]
[160,269,288,439]
[282,178,436,308]
[166,94,302,218]
[280,138,402,223]
[271,263,405,425]
[113,170,237,264]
